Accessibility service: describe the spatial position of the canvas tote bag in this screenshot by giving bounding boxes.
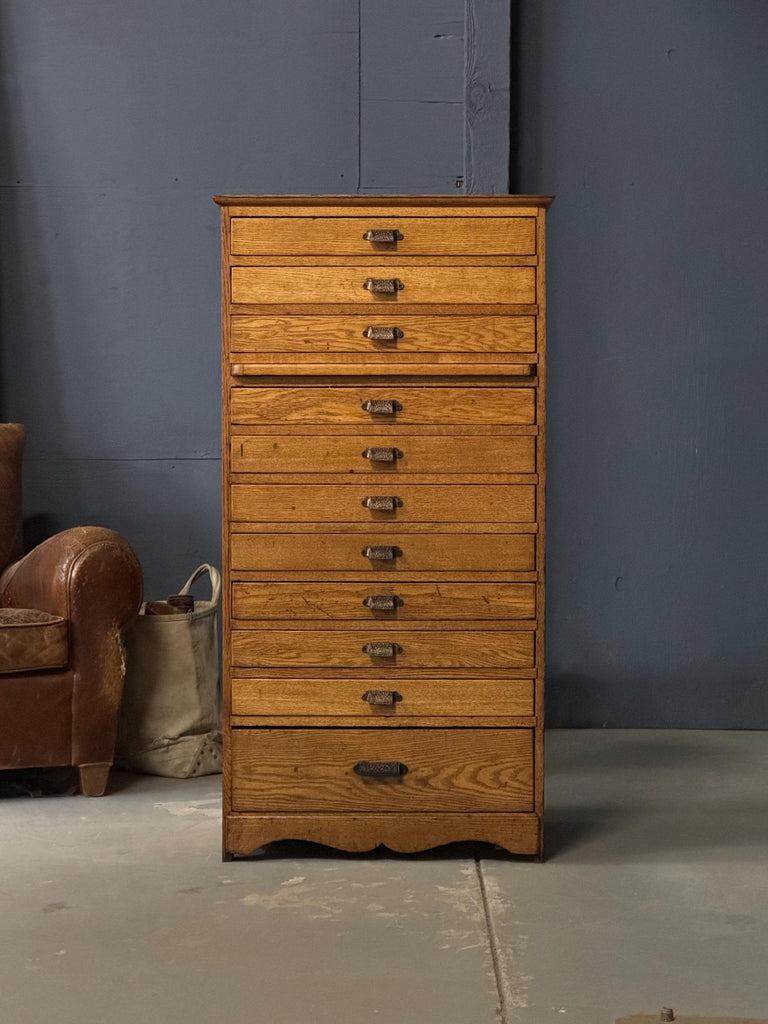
[116,564,222,778]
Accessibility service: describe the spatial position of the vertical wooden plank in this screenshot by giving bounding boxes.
[220,207,233,859]
[359,0,466,194]
[465,0,511,193]
[534,207,547,840]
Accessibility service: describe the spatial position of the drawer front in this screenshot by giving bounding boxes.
[232,677,534,718]
[231,532,535,573]
[230,315,536,354]
[231,434,535,475]
[230,727,534,812]
[232,629,534,670]
[231,266,536,305]
[231,386,536,426]
[232,582,536,622]
[230,216,537,256]
[231,484,535,524]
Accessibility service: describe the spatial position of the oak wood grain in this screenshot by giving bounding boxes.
[231,385,536,425]
[232,581,536,621]
[231,433,535,474]
[231,628,535,669]
[230,314,536,353]
[231,216,536,256]
[230,728,534,813]
[231,483,535,524]
[230,361,535,377]
[231,677,534,717]
[230,531,536,573]
[231,266,536,305]
[224,811,542,856]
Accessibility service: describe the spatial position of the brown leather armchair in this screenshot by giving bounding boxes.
[0,424,143,795]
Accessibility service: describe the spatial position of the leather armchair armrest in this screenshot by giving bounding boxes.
[1,527,143,766]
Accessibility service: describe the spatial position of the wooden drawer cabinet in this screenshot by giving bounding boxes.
[216,194,551,858]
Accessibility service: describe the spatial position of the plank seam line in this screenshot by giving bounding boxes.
[475,855,511,1024]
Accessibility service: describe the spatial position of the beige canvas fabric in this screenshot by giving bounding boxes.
[116,564,222,778]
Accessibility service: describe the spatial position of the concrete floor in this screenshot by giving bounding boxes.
[1,730,766,1024]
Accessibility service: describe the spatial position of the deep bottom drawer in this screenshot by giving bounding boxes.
[230,727,534,812]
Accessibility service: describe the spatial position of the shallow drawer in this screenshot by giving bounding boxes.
[230,216,537,256]
[231,628,535,670]
[231,484,535,524]
[230,532,535,573]
[230,727,534,813]
[231,677,534,718]
[231,266,536,305]
[230,386,536,426]
[231,434,535,475]
[232,582,536,622]
[230,314,536,354]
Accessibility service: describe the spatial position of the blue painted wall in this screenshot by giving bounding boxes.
[516,1,768,725]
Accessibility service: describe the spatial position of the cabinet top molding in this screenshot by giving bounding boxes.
[214,194,555,208]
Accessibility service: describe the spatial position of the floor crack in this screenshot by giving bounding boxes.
[475,855,511,1024]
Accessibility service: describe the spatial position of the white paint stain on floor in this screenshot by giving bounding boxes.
[153,798,221,819]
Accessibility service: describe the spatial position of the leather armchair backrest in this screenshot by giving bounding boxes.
[0,424,25,574]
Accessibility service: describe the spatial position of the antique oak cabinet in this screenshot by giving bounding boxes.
[214,195,552,858]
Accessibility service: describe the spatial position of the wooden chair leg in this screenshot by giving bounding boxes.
[78,763,111,797]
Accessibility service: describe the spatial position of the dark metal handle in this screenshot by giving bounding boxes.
[362,495,402,512]
[362,229,403,243]
[363,277,404,294]
[361,544,401,561]
[363,326,403,342]
[362,447,402,463]
[361,690,402,706]
[361,399,401,415]
[361,641,401,658]
[363,594,403,611]
[354,760,408,777]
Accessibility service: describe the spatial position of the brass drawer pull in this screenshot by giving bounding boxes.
[361,641,401,658]
[363,594,403,611]
[353,760,408,777]
[361,399,401,415]
[363,277,404,294]
[361,689,402,706]
[363,326,403,342]
[361,544,401,561]
[362,495,402,512]
[362,446,402,463]
[362,229,403,243]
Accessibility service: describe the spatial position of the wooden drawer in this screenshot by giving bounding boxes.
[231,531,535,573]
[231,386,536,426]
[231,266,536,305]
[232,677,534,718]
[230,216,537,256]
[231,484,535,524]
[232,582,536,622]
[231,434,535,475]
[230,727,534,812]
[232,628,535,670]
[230,315,536,354]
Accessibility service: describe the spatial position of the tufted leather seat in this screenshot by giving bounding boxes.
[0,424,143,795]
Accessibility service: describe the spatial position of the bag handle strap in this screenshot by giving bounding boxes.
[179,564,221,607]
